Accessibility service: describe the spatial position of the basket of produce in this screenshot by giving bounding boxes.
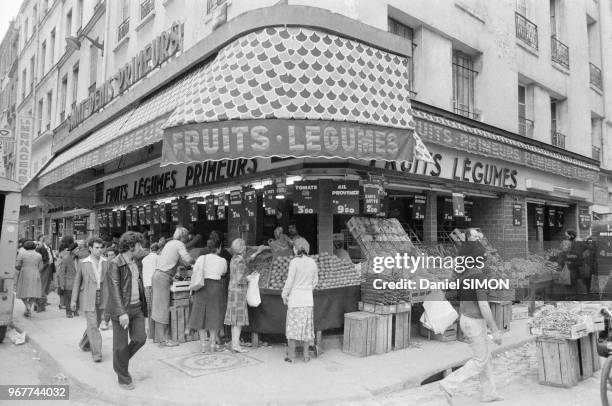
[529,306,589,340]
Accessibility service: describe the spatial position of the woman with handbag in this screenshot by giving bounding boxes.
[188,238,228,353]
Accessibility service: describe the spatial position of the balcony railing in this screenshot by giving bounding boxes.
[140,0,154,20]
[453,102,480,120]
[551,131,566,149]
[593,146,601,162]
[515,12,538,50]
[590,62,603,90]
[518,117,534,137]
[551,36,569,69]
[117,18,130,42]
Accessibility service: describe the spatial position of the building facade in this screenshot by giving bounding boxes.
[3,0,610,253]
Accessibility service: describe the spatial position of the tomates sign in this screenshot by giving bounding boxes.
[293,181,319,215]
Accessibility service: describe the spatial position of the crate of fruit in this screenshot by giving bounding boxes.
[529,322,588,340]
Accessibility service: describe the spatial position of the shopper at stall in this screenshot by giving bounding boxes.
[142,243,159,315]
[35,234,54,312]
[281,237,318,363]
[439,228,503,405]
[14,241,43,318]
[268,227,293,259]
[152,227,195,347]
[71,237,108,362]
[209,230,232,344]
[188,238,228,353]
[224,238,265,353]
[57,242,80,318]
[106,231,148,391]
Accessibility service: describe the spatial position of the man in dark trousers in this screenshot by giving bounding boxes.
[35,235,55,312]
[106,231,148,390]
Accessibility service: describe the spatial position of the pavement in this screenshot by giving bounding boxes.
[11,293,535,406]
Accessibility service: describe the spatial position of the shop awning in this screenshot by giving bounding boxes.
[161,26,429,165]
[37,68,200,190]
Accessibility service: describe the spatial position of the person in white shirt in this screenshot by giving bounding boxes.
[187,238,228,353]
[141,243,159,312]
[151,227,195,347]
[281,237,318,363]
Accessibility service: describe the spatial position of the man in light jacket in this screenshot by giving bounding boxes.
[71,237,108,362]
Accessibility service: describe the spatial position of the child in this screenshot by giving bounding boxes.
[281,237,318,362]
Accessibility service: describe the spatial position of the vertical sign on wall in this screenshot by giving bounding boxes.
[331,180,359,215]
[535,206,544,226]
[579,208,591,230]
[452,193,465,217]
[15,115,32,184]
[512,203,523,226]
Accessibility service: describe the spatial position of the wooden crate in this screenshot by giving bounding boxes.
[343,312,378,357]
[358,301,411,314]
[419,322,458,342]
[536,334,600,388]
[393,311,411,350]
[374,314,393,354]
[512,304,529,321]
[490,301,512,332]
[169,305,199,343]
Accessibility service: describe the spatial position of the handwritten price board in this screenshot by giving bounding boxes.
[331,180,359,215]
[293,181,318,215]
[363,181,384,216]
[229,190,242,219]
[205,196,216,221]
[243,188,257,218]
[263,185,277,215]
[217,195,226,220]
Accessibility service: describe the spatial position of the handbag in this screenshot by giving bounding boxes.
[246,272,261,307]
[189,255,207,291]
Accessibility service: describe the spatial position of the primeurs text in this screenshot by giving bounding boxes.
[371,254,510,291]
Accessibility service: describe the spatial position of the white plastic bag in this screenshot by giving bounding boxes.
[246,272,261,307]
[422,299,458,334]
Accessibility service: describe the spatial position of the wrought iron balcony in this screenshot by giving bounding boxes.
[453,102,480,120]
[140,0,154,20]
[515,12,538,50]
[551,131,565,149]
[551,36,569,69]
[117,18,130,42]
[593,146,601,162]
[590,62,603,90]
[518,117,534,137]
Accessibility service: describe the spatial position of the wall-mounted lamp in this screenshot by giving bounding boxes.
[66,35,104,56]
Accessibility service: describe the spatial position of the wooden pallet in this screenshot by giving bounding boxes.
[536,333,600,388]
[490,301,512,332]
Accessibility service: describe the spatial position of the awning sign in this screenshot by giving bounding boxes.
[16,116,32,184]
[162,119,415,166]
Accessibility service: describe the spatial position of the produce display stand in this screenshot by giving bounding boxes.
[247,285,361,352]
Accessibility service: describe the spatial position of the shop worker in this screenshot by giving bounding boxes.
[152,227,195,347]
[106,231,148,391]
[439,228,503,405]
[71,237,108,362]
[268,226,293,259]
[287,222,301,242]
[281,237,318,363]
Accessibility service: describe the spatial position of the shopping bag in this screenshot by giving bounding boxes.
[422,299,458,334]
[246,272,261,307]
[558,264,572,286]
[189,255,207,291]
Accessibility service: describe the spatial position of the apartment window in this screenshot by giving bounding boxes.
[549,0,557,36]
[588,20,602,90]
[452,51,478,120]
[550,100,565,148]
[515,1,538,51]
[77,0,84,31]
[46,91,52,130]
[141,0,155,20]
[118,0,130,42]
[66,10,72,38]
[72,64,79,106]
[40,41,47,76]
[33,5,37,26]
[43,0,49,13]
[50,29,55,66]
[21,69,26,99]
[29,56,35,92]
[90,44,98,89]
[518,85,533,137]
[60,75,67,121]
[592,118,603,161]
[206,0,226,14]
[388,18,415,95]
[37,98,43,135]
[24,18,29,41]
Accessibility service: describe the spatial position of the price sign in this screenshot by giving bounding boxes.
[74,216,87,234]
[51,220,57,235]
[535,206,544,226]
[244,188,257,218]
[217,195,226,220]
[443,198,453,221]
[548,208,556,227]
[293,181,318,215]
[189,199,199,222]
[464,200,473,223]
[160,203,169,224]
[275,178,287,199]
[104,211,111,229]
[331,180,359,215]
[513,203,523,226]
[363,181,385,216]
[152,203,160,225]
[579,208,591,230]
[136,206,145,225]
[263,185,277,215]
[452,193,465,217]
[97,212,106,230]
[145,204,153,225]
[229,190,242,219]
[555,209,564,228]
[126,207,133,227]
[410,194,426,220]
[205,195,216,221]
[171,200,180,223]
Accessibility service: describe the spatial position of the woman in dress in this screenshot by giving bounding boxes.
[224,238,264,353]
[188,238,228,352]
[281,237,318,363]
[15,241,43,318]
